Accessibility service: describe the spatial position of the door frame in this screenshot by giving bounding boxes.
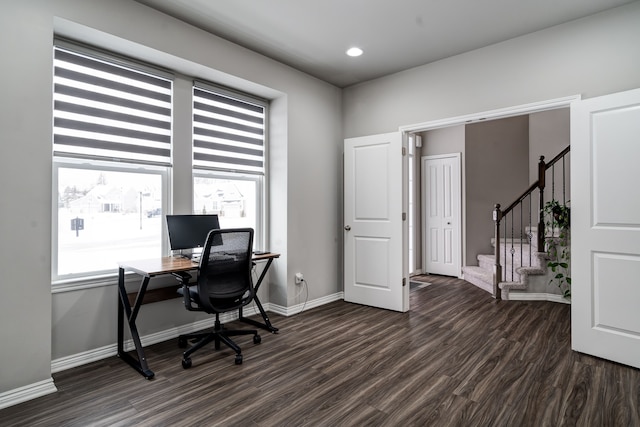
[399,95,581,269]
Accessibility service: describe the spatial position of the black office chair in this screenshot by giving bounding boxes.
[175,228,261,367]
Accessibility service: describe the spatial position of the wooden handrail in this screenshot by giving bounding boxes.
[545,146,571,168]
[501,146,570,218]
[501,182,540,217]
[491,145,570,299]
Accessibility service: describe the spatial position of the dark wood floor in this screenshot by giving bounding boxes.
[2,276,640,426]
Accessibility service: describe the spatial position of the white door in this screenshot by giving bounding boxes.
[344,132,408,312]
[422,154,461,277]
[571,88,640,369]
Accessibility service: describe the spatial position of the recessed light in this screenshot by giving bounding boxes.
[346,47,363,57]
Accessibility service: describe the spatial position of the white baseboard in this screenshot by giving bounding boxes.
[0,378,57,411]
[49,289,566,376]
[51,294,343,374]
[270,292,344,316]
[50,306,264,373]
[0,292,337,410]
[507,292,571,304]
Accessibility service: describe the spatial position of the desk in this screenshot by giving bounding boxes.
[117,253,279,379]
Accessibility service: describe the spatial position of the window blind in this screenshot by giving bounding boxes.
[193,85,266,174]
[53,45,173,165]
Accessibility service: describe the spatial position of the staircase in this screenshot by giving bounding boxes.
[462,146,571,302]
[462,229,558,300]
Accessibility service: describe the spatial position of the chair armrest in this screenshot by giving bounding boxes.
[180,283,198,311]
[171,271,192,283]
[172,272,199,311]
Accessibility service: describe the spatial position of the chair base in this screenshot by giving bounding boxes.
[178,317,260,367]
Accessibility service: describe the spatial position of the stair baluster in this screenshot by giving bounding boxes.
[490,146,570,299]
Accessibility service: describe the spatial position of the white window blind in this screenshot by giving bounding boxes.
[193,84,266,174]
[53,44,173,165]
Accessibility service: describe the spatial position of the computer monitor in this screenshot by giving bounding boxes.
[166,214,222,253]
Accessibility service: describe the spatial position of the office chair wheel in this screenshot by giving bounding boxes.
[182,357,192,369]
[253,334,261,344]
[178,337,188,348]
[235,354,243,365]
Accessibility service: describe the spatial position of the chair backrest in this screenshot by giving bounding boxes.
[196,228,255,313]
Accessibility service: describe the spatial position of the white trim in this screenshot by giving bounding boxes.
[52,274,117,293]
[0,378,57,410]
[270,292,344,316]
[50,307,262,373]
[51,343,115,373]
[50,294,344,374]
[399,95,581,133]
[508,292,571,304]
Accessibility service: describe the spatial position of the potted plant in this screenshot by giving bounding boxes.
[543,200,571,299]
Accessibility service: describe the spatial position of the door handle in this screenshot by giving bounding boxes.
[344,225,351,231]
[447,222,451,225]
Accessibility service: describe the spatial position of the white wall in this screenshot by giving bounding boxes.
[0,0,342,399]
[343,2,640,138]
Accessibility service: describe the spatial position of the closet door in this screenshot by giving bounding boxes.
[422,153,461,277]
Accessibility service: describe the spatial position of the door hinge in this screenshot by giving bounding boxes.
[402,277,406,287]
[402,212,406,221]
[402,147,406,156]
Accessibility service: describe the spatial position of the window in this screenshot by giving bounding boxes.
[54,162,167,277]
[52,41,172,281]
[52,42,269,282]
[192,83,267,249]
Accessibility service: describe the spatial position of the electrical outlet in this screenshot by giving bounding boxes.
[295,272,304,284]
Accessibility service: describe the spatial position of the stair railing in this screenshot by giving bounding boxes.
[492,146,570,299]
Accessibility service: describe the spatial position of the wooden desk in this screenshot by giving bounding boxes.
[117,253,280,379]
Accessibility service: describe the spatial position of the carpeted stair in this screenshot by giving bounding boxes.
[462,229,551,299]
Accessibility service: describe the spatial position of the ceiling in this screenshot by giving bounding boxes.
[135,0,635,88]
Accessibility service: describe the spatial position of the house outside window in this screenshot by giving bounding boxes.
[54,163,167,277]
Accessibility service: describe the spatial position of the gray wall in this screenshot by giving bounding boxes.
[344,1,640,269]
[3,0,640,404]
[0,0,342,396]
[530,108,571,206]
[421,126,466,156]
[465,117,530,264]
[343,2,640,139]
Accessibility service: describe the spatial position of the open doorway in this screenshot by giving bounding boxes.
[403,96,576,280]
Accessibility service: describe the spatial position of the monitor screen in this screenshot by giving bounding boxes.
[166,214,222,251]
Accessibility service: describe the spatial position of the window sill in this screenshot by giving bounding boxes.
[52,273,118,294]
